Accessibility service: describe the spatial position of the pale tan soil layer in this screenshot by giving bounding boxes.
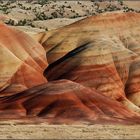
[124,0,140,10]
[0,121,140,139]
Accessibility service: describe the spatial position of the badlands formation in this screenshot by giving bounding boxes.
[0,12,140,125]
[42,12,140,110]
[0,23,48,97]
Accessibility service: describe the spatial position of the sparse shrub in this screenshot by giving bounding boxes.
[67,5,71,9]
[16,19,27,26]
[37,0,48,5]
[6,19,15,25]
[51,12,58,18]
[35,12,48,20]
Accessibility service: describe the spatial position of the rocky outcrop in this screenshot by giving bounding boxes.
[0,23,48,97]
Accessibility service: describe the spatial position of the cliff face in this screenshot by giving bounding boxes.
[0,23,48,97]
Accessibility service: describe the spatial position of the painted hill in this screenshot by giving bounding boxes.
[41,12,140,113]
[0,79,140,124]
[0,12,140,124]
[0,23,48,97]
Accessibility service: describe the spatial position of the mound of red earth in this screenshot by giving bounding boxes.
[42,12,140,113]
[0,79,140,124]
[0,23,48,97]
[0,12,140,124]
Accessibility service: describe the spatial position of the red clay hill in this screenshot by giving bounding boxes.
[0,79,140,124]
[0,12,140,124]
[0,23,48,97]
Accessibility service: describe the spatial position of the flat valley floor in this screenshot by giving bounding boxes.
[0,121,140,139]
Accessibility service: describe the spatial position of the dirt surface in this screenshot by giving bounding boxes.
[124,0,140,10]
[0,121,140,139]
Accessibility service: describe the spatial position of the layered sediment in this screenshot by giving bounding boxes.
[0,12,140,124]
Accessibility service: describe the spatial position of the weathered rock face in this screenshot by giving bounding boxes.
[41,12,140,112]
[0,23,48,97]
[0,79,140,124]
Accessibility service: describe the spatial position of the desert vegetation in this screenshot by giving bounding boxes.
[0,0,139,30]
